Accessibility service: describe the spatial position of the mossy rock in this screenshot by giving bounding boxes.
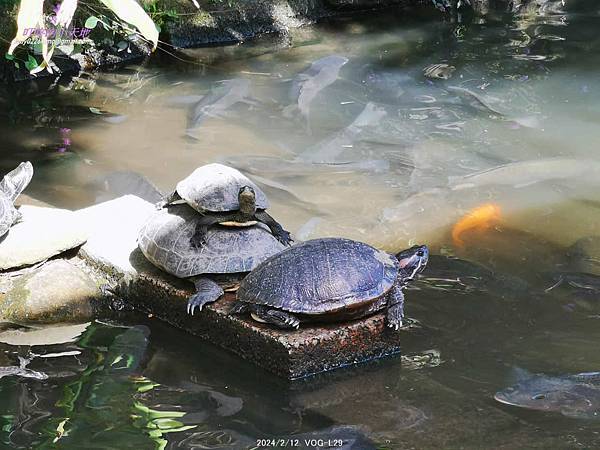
[0,260,99,324]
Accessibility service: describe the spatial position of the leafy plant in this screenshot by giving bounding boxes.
[142,0,179,31]
[7,0,159,75]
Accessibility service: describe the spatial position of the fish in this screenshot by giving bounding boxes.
[448,158,600,191]
[186,78,252,138]
[91,170,163,203]
[495,368,600,419]
[544,272,600,293]
[446,85,540,128]
[287,55,349,124]
[446,85,505,116]
[297,102,387,164]
[451,203,501,247]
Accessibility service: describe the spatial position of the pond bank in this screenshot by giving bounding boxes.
[0,0,512,81]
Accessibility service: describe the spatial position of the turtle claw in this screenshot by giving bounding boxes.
[387,320,402,331]
[187,299,206,316]
[277,231,294,247]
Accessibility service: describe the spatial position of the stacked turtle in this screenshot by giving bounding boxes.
[138,163,293,314]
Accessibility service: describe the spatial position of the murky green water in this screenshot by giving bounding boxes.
[3,1,600,448]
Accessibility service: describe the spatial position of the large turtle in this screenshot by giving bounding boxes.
[0,162,34,239]
[158,163,292,247]
[230,238,429,330]
[138,204,286,314]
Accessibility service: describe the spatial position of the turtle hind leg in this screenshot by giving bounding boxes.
[187,277,224,315]
[386,283,405,331]
[254,210,293,246]
[250,305,300,330]
[156,191,181,210]
[190,214,225,248]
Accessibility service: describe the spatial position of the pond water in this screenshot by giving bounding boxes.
[3,0,600,447]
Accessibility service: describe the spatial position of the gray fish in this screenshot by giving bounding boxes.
[495,369,600,419]
[288,55,349,123]
[298,102,387,164]
[447,85,506,116]
[449,158,600,190]
[92,170,163,203]
[187,79,252,138]
[545,272,600,293]
[447,85,540,128]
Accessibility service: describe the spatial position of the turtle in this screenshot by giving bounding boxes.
[138,203,286,314]
[0,162,34,239]
[158,163,292,247]
[229,238,429,330]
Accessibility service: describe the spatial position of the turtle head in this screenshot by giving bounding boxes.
[396,245,429,283]
[238,186,256,215]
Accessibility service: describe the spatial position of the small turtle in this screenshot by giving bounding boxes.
[159,163,292,247]
[138,204,285,314]
[230,238,429,330]
[0,162,34,239]
[423,63,456,80]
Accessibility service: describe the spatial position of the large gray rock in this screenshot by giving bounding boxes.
[0,206,87,270]
[0,260,98,324]
[76,195,156,277]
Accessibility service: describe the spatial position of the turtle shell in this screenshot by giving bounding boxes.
[0,194,18,238]
[237,238,399,314]
[176,163,269,213]
[138,204,284,278]
[0,162,33,238]
[0,162,34,202]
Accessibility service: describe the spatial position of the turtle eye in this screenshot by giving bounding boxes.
[532,393,546,400]
[417,250,424,256]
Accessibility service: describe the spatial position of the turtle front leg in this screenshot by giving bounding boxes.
[190,214,225,248]
[250,304,300,330]
[187,277,224,315]
[156,191,181,210]
[386,283,405,331]
[254,210,293,246]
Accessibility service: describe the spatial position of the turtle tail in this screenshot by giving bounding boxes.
[228,301,249,316]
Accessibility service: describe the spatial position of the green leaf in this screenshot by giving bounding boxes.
[25,54,38,71]
[85,16,99,29]
[98,0,159,50]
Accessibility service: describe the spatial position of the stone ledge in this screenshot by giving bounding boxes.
[72,195,414,379]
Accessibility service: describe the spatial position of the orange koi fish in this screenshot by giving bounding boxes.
[452,203,501,248]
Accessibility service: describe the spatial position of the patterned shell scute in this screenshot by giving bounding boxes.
[238,238,400,314]
[138,204,284,278]
[177,163,269,213]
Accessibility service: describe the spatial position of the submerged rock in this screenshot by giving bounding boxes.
[0,322,90,345]
[0,206,87,270]
[0,260,98,324]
